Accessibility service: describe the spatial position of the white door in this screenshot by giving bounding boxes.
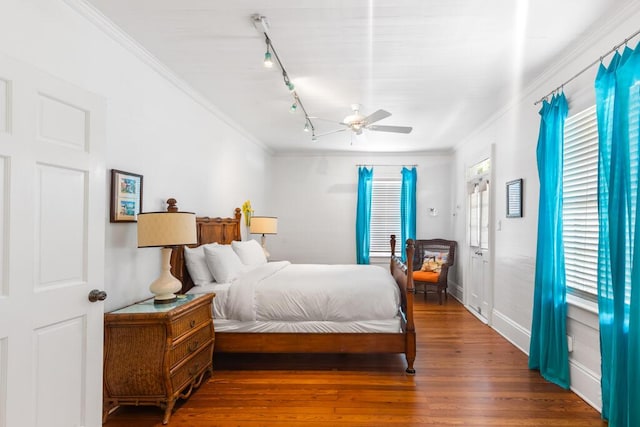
[0,54,105,427]
[467,174,491,321]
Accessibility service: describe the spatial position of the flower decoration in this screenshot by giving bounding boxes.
[241,200,253,226]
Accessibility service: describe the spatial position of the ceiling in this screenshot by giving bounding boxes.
[86,0,628,154]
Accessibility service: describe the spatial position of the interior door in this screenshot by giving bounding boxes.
[0,54,106,427]
[467,176,491,321]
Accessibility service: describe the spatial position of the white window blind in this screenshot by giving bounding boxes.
[562,105,598,297]
[480,182,490,249]
[469,185,480,248]
[370,178,401,254]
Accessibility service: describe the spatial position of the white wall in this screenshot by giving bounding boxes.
[452,3,640,411]
[269,152,454,266]
[0,0,271,311]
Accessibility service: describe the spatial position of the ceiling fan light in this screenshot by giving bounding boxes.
[263,51,273,68]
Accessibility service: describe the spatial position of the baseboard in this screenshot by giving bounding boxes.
[491,309,530,354]
[491,308,602,413]
[448,279,463,302]
[568,359,602,412]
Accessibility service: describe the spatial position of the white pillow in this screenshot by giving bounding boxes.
[203,244,245,283]
[184,243,218,286]
[231,240,267,267]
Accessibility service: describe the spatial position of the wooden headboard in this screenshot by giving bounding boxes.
[171,208,242,294]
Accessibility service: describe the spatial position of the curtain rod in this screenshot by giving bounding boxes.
[356,164,418,167]
[533,27,640,106]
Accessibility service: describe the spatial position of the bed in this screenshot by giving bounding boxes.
[169,208,417,373]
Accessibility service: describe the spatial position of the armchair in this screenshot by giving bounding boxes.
[411,239,456,304]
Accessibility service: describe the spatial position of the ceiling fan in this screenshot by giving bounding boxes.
[312,104,413,140]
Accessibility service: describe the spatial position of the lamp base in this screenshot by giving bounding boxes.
[153,295,177,304]
[149,247,182,303]
[261,234,270,259]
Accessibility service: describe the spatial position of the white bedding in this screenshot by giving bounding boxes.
[187,261,402,333]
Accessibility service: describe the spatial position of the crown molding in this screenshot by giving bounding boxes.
[61,0,271,154]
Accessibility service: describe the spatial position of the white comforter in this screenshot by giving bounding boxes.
[225,261,401,322]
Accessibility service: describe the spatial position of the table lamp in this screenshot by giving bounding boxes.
[249,216,278,258]
[137,198,196,303]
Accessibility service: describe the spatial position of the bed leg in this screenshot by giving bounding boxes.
[405,353,416,374]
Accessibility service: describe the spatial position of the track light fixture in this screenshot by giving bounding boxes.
[263,43,273,68]
[252,13,317,141]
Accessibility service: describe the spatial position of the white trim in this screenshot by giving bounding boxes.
[61,0,270,154]
[569,358,602,412]
[490,308,602,414]
[491,308,530,354]
[466,304,488,324]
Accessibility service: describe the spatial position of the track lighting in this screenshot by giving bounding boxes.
[252,13,315,141]
[263,50,273,68]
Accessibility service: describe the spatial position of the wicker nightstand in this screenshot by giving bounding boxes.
[102,293,215,424]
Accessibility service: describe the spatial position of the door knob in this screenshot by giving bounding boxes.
[88,289,107,302]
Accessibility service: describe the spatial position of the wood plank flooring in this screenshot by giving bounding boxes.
[104,296,606,426]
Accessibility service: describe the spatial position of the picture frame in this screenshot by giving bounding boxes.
[506,178,523,218]
[110,169,143,223]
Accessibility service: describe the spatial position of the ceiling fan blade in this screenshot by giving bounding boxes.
[367,125,413,134]
[363,109,391,125]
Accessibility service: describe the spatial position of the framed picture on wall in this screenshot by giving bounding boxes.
[110,169,143,223]
[506,178,523,218]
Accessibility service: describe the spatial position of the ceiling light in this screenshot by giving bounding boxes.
[286,81,295,92]
[263,50,273,68]
[304,121,310,132]
[290,103,297,113]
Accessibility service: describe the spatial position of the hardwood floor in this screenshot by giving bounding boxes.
[104,296,606,426]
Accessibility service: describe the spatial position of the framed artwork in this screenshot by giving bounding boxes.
[110,169,143,223]
[506,178,523,218]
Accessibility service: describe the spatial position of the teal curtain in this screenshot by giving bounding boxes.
[356,167,373,264]
[528,93,570,389]
[400,167,417,262]
[595,44,640,427]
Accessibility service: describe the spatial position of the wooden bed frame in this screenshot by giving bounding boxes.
[170,208,417,373]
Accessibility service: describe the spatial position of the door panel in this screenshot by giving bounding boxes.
[0,54,105,427]
[466,167,491,322]
[36,165,86,288]
[34,317,85,427]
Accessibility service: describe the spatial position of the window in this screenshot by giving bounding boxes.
[562,105,598,298]
[469,180,490,249]
[369,177,401,256]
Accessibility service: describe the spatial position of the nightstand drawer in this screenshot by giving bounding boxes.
[170,302,211,338]
[170,322,214,367]
[170,346,212,392]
